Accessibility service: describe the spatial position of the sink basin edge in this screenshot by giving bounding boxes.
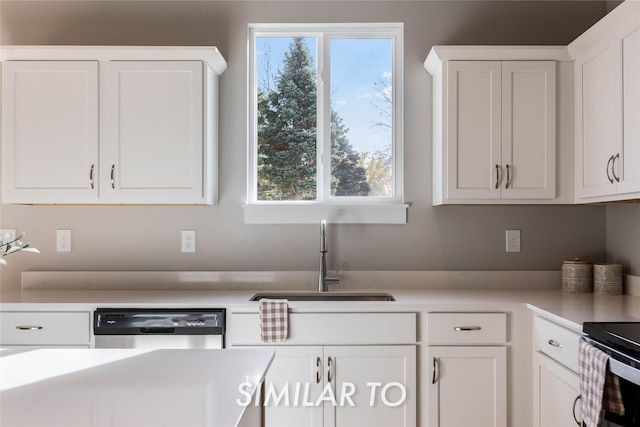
[249,292,396,302]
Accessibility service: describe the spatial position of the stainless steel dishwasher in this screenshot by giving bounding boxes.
[94,308,225,349]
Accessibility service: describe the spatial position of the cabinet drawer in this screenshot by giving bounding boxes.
[0,312,91,345]
[534,316,582,373]
[228,312,416,346]
[427,312,507,344]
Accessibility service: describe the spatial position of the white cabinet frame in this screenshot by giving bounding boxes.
[1,46,226,205]
[425,46,567,205]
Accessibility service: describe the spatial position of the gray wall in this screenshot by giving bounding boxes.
[0,1,611,291]
[607,204,640,277]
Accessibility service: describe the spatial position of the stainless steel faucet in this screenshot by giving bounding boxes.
[318,220,339,292]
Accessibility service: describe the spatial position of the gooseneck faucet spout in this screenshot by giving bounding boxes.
[318,220,340,292]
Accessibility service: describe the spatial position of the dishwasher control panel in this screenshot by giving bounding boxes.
[94,308,225,335]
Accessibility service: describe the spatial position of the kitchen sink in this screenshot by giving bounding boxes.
[249,292,396,302]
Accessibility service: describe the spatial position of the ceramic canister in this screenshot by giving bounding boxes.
[562,258,593,293]
[594,263,623,295]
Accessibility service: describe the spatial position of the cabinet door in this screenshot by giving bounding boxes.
[617,23,640,195]
[262,346,324,427]
[325,345,416,427]
[502,61,556,199]
[533,352,581,427]
[1,61,99,203]
[574,37,618,199]
[102,61,204,203]
[446,61,502,200]
[428,346,506,427]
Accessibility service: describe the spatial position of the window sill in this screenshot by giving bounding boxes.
[243,203,408,224]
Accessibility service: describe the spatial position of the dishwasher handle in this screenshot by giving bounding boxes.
[140,327,175,334]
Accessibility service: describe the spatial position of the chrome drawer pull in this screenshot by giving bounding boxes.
[606,155,615,184]
[548,339,562,348]
[505,164,511,189]
[454,326,482,331]
[89,164,95,189]
[572,395,581,425]
[495,165,501,189]
[432,357,439,384]
[316,357,321,384]
[612,153,620,182]
[110,165,115,189]
[15,325,43,331]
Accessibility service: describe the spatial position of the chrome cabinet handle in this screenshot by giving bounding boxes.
[89,164,95,189]
[327,357,333,383]
[110,164,115,189]
[432,357,439,384]
[15,325,43,330]
[505,164,511,189]
[612,153,620,182]
[572,394,581,426]
[495,165,501,189]
[607,155,615,184]
[548,339,562,348]
[316,357,321,384]
[454,326,482,331]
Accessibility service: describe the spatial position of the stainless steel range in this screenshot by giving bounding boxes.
[583,322,640,426]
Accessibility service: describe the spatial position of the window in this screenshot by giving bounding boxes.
[246,23,407,224]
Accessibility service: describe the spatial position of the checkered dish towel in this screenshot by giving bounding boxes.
[579,338,625,427]
[259,299,288,343]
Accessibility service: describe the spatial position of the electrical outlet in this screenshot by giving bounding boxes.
[506,229,521,253]
[181,230,196,253]
[56,230,72,252]
[0,229,17,243]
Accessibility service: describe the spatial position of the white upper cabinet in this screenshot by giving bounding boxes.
[1,46,226,205]
[102,61,206,203]
[570,0,640,202]
[502,61,557,199]
[2,61,99,203]
[425,47,565,205]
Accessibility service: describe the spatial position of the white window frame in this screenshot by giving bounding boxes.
[245,23,407,224]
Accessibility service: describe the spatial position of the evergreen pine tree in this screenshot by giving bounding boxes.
[257,37,370,200]
[258,38,317,200]
[331,110,370,196]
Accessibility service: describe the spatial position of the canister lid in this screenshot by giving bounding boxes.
[563,258,591,264]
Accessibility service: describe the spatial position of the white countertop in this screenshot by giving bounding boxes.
[0,348,274,427]
[2,288,640,330]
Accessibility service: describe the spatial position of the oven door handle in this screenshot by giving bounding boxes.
[582,336,640,386]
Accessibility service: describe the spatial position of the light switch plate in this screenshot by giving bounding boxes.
[506,229,521,253]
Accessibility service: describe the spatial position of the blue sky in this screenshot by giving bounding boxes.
[256,36,392,155]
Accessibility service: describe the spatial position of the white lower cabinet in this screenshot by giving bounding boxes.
[534,352,581,427]
[227,311,417,427]
[532,316,583,426]
[261,345,416,427]
[427,346,507,427]
[0,311,91,348]
[426,312,507,427]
